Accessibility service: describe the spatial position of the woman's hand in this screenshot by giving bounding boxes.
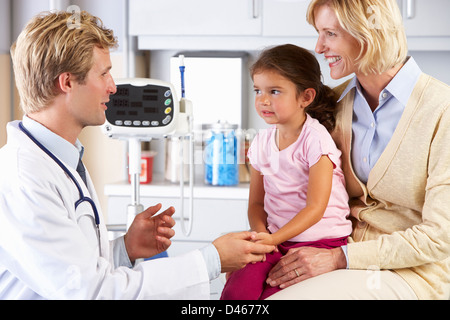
[266,246,347,289]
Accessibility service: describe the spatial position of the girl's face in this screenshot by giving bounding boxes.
[253,70,305,126]
[314,5,361,80]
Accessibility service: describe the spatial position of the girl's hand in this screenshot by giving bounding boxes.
[254,232,276,246]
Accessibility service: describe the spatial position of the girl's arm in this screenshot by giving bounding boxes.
[258,155,334,246]
[248,166,269,233]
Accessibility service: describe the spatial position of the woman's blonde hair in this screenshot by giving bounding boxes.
[307,0,408,75]
[11,11,118,114]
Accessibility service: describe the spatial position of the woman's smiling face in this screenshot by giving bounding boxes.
[313,4,362,80]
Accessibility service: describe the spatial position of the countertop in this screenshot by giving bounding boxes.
[104,174,250,200]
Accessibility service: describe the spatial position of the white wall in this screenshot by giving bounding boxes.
[10,0,49,40]
[9,0,125,50]
[0,0,11,147]
[410,50,450,85]
[0,0,11,53]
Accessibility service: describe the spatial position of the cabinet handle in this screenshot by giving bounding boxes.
[107,224,127,232]
[252,0,260,19]
[404,0,415,19]
[174,217,190,222]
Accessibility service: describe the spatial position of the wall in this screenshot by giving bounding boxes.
[409,51,450,84]
[0,0,11,147]
[0,55,10,147]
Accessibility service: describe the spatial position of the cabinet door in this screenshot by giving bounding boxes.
[399,0,450,36]
[262,0,317,37]
[162,198,250,242]
[108,195,249,241]
[129,0,261,36]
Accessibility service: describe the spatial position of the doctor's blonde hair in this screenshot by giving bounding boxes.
[307,0,408,75]
[11,11,118,114]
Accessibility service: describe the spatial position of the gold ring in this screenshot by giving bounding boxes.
[294,268,300,277]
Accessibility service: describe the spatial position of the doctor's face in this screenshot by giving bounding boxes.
[70,47,117,128]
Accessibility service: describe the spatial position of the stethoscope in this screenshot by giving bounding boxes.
[19,122,102,256]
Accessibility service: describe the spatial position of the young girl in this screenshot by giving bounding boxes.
[220,44,352,300]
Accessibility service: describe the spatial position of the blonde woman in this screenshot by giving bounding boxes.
[266,0,450,300]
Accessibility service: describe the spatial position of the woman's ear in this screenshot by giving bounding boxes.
[300,88,317,108]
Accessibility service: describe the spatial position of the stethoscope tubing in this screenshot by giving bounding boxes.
[18,122,101,227]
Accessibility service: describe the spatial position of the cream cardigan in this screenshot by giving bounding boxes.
[332,74,450,300]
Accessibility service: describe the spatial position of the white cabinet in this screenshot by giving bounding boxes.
[262,0,450,38]
[399,0,450,37]
[105,179,250,256]
[105,181,250,299]
[130,0,450,51]
[262,0,316,37]
[129,0,261,36]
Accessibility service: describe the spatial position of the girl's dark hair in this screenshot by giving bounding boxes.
[251,44,337,132]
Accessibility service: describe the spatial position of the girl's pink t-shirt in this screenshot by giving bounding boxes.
[247,115,352,242]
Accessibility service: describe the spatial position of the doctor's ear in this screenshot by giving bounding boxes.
[56,72,75,93]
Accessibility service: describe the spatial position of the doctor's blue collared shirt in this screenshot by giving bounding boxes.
[22,115,85,171]
[338,57,422,184]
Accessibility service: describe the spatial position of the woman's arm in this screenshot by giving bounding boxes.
[248,167,269,233]
[258,156,334,246]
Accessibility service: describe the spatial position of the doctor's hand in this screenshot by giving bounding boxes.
[213,231,275,273]
[124,204,176,263]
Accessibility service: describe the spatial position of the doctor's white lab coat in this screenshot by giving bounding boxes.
[0,121,210,300]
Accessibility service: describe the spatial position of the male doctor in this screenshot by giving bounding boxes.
[0,11,274,299]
